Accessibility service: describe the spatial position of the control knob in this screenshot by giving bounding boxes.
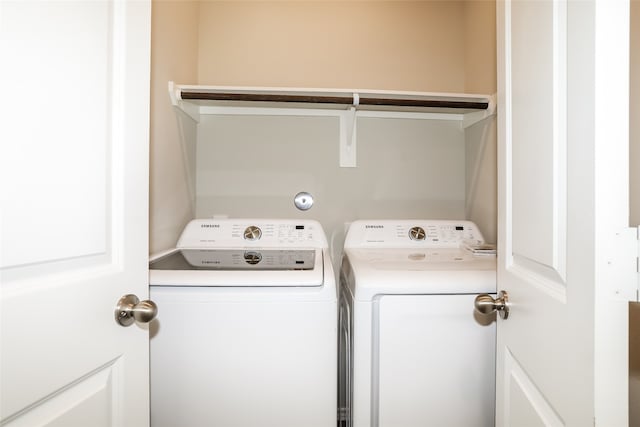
[244,225,262,241]
[244,251,262,265]
[408,226,426,241]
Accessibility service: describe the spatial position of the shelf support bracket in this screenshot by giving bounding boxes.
[339,94,359,168]
[461,94,497,129]
[168,81,200,122]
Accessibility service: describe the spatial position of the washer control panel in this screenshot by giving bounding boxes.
[177,219,328,249]
[345,220,486,248]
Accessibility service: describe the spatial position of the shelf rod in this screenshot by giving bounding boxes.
[180,92,353,105]
[359,97,489,110]
[179,91,489,110]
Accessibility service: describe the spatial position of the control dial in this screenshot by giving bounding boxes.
[244,251,262,265]
[243,225,262,241]
[408,226,426,241]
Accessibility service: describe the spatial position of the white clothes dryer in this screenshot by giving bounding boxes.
[149,219,337,427]
[339,220,496,427]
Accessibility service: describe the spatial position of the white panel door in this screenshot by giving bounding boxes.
[0,1,151,426]
[497,0,630,425]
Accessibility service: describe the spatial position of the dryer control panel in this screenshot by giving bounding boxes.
[344,220,485,249]
[177,219,328,249]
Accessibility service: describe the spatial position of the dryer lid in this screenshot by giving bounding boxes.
[347,248,495,272]
[342,219,496,299]
[343,248,496,300]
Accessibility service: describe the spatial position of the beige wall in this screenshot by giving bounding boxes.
[463,0,496,95]
[465,118,497,243]
[630,2,639,426]
[149,0,199,254]
[197,1,467,92]
[464,0,497,244]
[192,1,497,252]
[631,0,640,226]
[150,0,498,253]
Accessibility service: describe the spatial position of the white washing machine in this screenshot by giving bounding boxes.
[339,220,496,427]
[149,218,337,427]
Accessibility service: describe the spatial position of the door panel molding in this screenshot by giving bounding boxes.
[504,0,568,292]
[0,1,119,271]
[509,256,566,303]
[504,350,563,427]
[2,358,122,427]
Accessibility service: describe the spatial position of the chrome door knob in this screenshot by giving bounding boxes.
[115,294,158,326]
[474,290,509,319]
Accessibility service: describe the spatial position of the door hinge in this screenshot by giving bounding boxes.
[611,227,639,302]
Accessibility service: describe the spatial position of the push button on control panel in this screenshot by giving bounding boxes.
[243,225,262,241]
[408,226,426,241]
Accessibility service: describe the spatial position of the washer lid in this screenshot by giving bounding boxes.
[149,248,324,287]
[345,248,496,300]
[151,249,316,271]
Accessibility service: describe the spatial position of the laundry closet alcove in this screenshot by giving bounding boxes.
[166,81,497,267]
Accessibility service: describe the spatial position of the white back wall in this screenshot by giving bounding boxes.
[195,115,466,259]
